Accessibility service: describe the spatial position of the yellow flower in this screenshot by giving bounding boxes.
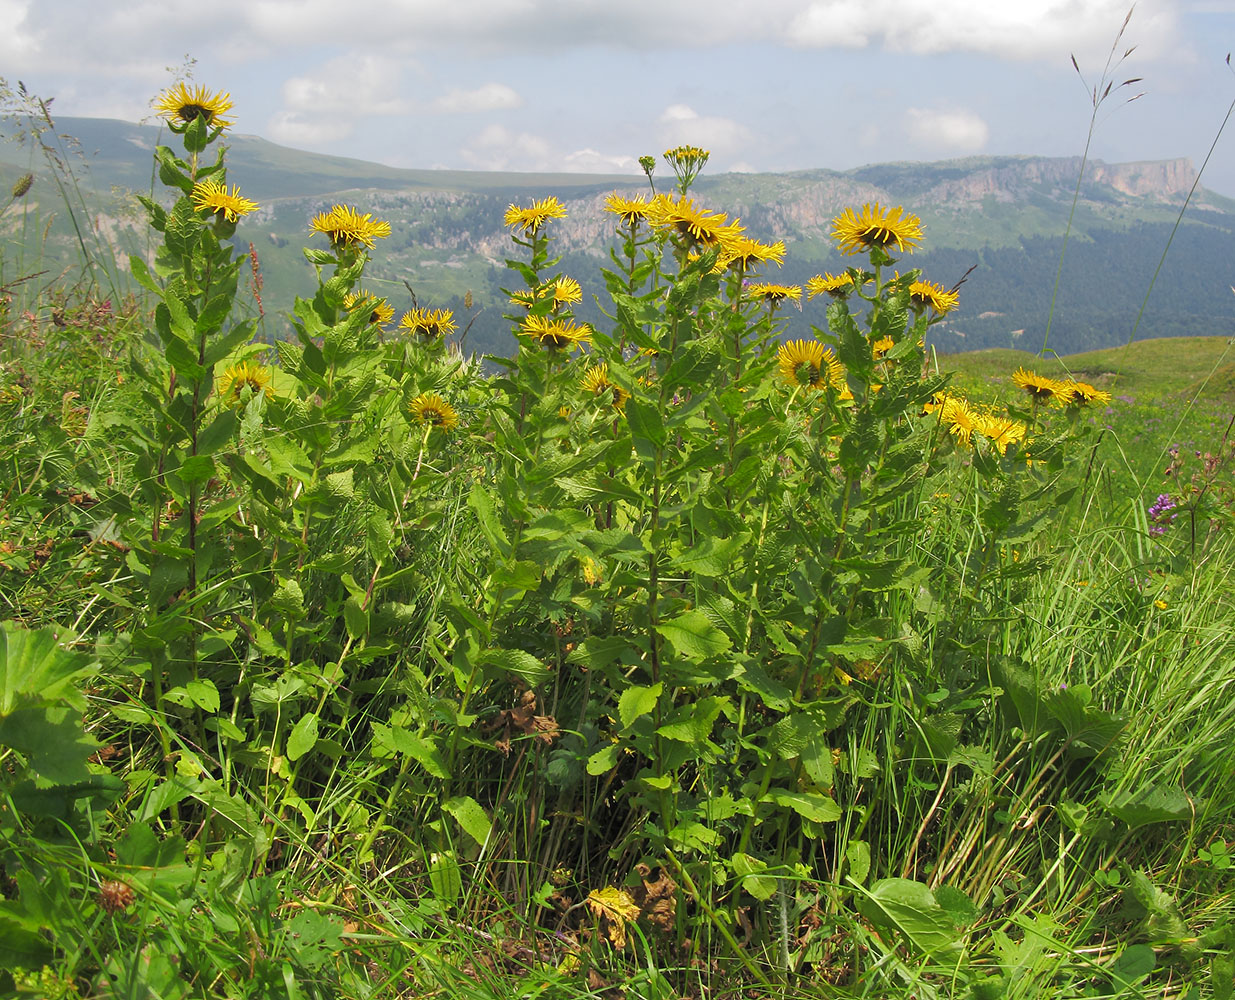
[508,289,538,310]
[806,272,855,299]
[344,291,395,326]
[649,194,741,247]
[399,307,457,340]
[153,83,235,131]
[1012,368,1070,405]
[408,392,459,431]
[940,396,981,446]
[504,196,567,234]
[777,339,845,391]
[974,413,1028,453]
[663,145,710,173]
[521,315,592,352]
[579,363,629,411]
[872,336,895,360]
[604,193,652,226]
[832,203,924,256]
[719,235,786,271]
[1154,599,1168,610]
[550,276,582,307]
[309,205,391,249]
[1061,380,1112,406]
[191,180,258,222]
[746,282,801,306]
[908,279,959,316]
[217,361,273,406]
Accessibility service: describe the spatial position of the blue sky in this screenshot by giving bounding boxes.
[4,0,1235,195]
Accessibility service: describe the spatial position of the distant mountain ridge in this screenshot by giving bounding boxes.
[2,115,1233,355]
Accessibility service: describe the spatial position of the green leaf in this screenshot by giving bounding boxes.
[656,609,731,660]
[286,713,319,762]
[0,622,94,714]
[855,878,961,956]
[618,683,662,729]
[657,696,728,744]
[343,596,369,641]
[184,679,220,713]
[764,789,841,823]
[587,743,620,775]
[468,484,510,557]
[669,535,746,577]
[845,840,871,884]
[428,853,463,907]
[1102,783,1194,830]
[732,853,778,901]
[443,796,492,846]
[478,647,550,686]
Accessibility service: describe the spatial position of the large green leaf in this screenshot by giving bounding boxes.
[855,878,962,956]
[656,609,731,659]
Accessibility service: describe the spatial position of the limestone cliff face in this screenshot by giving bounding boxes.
[921,156,1197,204]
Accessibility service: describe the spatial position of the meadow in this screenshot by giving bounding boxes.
[1,84,1234,1000]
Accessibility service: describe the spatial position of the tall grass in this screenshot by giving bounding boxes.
[0,80,1233,1000]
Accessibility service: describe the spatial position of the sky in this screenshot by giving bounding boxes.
[4,0,1235,195]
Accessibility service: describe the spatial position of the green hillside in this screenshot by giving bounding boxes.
[3,115,1235,357]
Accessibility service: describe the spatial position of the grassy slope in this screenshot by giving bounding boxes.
[936,335,1235,401]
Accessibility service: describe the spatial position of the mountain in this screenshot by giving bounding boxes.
[3,114,1234,357]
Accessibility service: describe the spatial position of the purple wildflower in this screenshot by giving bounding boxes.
[1147,493,1177,536]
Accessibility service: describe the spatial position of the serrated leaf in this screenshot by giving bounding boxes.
[586,887,640,948]
[479,647,550,685]
[656,609,731,660]
[618,683,661,729]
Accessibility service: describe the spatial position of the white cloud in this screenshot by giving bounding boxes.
[459,124,636,173]
[267,110,354,147]
[657,104,752,155]
[560,148,639,172]
[905,107,990,152]
[281,54,411,115]
[432,83,523,114]
[784,0,1178,61]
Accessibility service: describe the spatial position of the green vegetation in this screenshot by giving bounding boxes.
[5,108,1235,358]
[2,85,1234,1000]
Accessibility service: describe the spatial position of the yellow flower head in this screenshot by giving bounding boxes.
[719,235,786,272]
[663,145,710,173]
[309,205,392,250]
[504,196,567,234]
[832,203,924,256]
[344,291,395,326]
[806,272,856,299]
[604,193,652,227]
[521,314,592,352]
[940,396,980,446]
[399,307,457,340]
[908,279,959,316]
[508,289,538,310]
[191,180,258,223]
[1061,380,1112,406]
[649,194,741,247]
[217,361,273,406]
[154,83,235,131]
[974,413,1028,453]
[579,363,629,411]
[550,276,582,307]
[1012,368,1070,405]
[746,282,802,306]
[872,336,896,360]
[777,339,845,391]
[409,392,459,431]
